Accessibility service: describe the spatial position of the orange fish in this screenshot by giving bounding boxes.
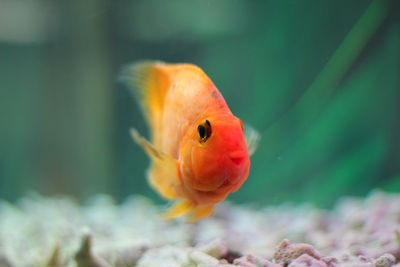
[121,61,259,222]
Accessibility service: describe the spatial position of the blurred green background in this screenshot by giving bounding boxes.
[0,0,399,208]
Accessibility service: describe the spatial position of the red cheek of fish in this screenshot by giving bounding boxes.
[186,151,250,205]
[178,145,250,205]
[189,137,249,192]
[188,148,227,191]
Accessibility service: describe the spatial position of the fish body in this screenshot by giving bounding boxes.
[122,61,258,222]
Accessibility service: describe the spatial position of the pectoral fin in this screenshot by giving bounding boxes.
[244,124,260,156]
[130,128,180,199]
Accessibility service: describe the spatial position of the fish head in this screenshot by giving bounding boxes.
[179,114,250,204]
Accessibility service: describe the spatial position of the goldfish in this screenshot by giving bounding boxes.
[121,61,259,222]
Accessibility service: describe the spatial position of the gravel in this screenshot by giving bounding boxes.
[0,190,399,266]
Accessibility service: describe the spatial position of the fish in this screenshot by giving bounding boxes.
[121,61,259,222]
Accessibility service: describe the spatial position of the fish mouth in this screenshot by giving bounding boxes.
[228,151,247,166]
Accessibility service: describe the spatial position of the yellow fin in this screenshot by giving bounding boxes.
[130,128,179,199]
[163,199,194,220]
[244,124,260,156]
[163,201,214,222]
[120,61,170,142]
[187,205,214,223]
[147,164,177,199]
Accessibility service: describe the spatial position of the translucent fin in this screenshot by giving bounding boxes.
[163,199,194,220]
[120,61,170,142]
[147,164,177,199]
[244,124,260,156]
[130,128,179,199]
[187,205,214,223]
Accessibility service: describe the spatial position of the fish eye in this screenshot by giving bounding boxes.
[198,120,211,143]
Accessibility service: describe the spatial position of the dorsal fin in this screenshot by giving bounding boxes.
[120,61,171,142]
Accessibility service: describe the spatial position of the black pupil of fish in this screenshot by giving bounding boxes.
[198,120,211,141]
[198,125,206,139]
